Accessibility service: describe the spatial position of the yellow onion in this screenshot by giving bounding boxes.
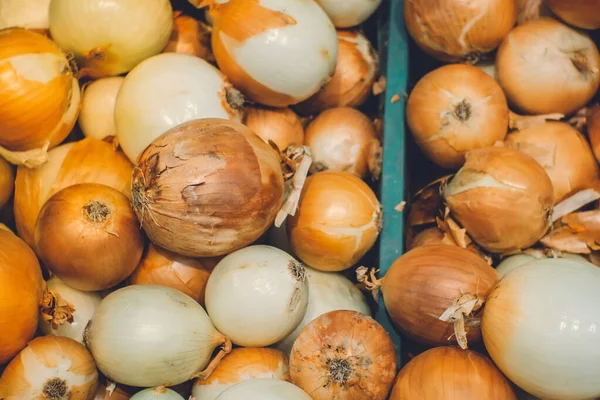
[390,346,517,399]
[244,106,305,151]
[212,0,338,107]
[296,30,379,114]
[192,348,290,400]
[305,107,382,179]
[0,227,43,364]
[0,0,50,31]
[0,336,98,399]
[588,104,600,163]
[79,77,124,141]
[48,0,173,77]
[132,119,284,257]
[289,310,397,400]
[505,122,599,203]
[287,170,382,272]
[443,147,554,253]
[164,11,214,63]
[130,243,220,306]
[0,156,13,209]
[404,0,517,62]
[14,137,133,248]
[34,183,144,291]
[314,0,382,28]
[406,64,509,169]
[496,18,600,115]
[382,245,498,348]
[546,0,600,30]
[0,28,80,167]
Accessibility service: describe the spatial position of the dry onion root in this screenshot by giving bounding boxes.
[0,156,14,209]
[244,106,305,151]
[79,77,124,141]
[164,11,215,63]
[546,0,600,30]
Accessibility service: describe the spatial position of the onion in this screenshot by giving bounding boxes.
[390,346,517,399]
[0,0,50,31]
[34,183,144,291]
[287,171,382,271]
[205,245,308,347]
[115,53,244,163]
[131,388,184,400]
[404,0,517,62]
[588,104,600,163]
[0,336,98,399]
[39,276,102,343]
[192,348,290,400]
[442,147,554,253]
[131,119,284,257]
[305,107,381,179]
[164,11,214,63]
[275,267,371,355]
[244,106,304,151]
[0,28,80,167]
[48,0,173,77]
[215,379,311,400]
[0,227,43,364]
[496,252,588,278]
[406,64,509,169]
[85,285,232,387]
[130,243,219,306]
[496,18,600,115]
[314,0,382,28]
[211,0,338,107]
[407,226,446,249]
[289,310,397,400]
[546,0,600,30]
[483,258,600,400]
[14,137,133,248]
[79,77,124,141]
[296,30,379,114]
[94,383,131,400]
[0,156,13,209]
[475,60,498,81]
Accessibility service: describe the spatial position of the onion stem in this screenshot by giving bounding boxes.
[438,293,482,350]
[508,111,564,131]
[192,336,233,380]
[40,289,76,330]
[274,145,313,228]
[0,140,50,168]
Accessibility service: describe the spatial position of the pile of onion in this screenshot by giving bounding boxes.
[0,28,80,167]
[290,310,397,400]
[0,156,13,209]
[314,0,382,28]
[192,348,290,400]
[0,226,43,364]
[130,388,184,400]
[442,147,554,253]
[483,258,600,399]
[296,30,379,114]
[211,0,338,107]
[390,346,517,399]
[496,18,600,115]
[588,104,600,163]
[164,11,214,63]
[79,77,124,141]
[216,379,311,400]
[115,53,244,163]
[244,106,305,151]
[0,0,51,31]
[0,336,98,399]
[404,0,517,62]
[406,64,509,169]
[546,0,600,30]
[131,119,284,257]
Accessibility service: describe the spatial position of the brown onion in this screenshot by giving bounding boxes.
[496,18,600,115]
[404,0,517,62]
[163,11,215,62]
[0,156,13,209]
[443,147,554,253]
[407,226,487,261]
[505,122,599,203]
[390,346,517,399]
[244,106,305,151]
[130,243,220,306]
[290,310,397,400]
[34,183,144,291]
[132,119,284,257]
[546,0,600,30]
[588,104,600,163]
[406,64,509,169]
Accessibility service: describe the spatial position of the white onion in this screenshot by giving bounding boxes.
[483,259,600,400]
[0,0,51,31]
[215,379,311,400]
[131,388,184,400]
[275,267,371,355]
[48,0,173,77]
[314,0,383,28]
[79,77,124,141]
[496,252,588,278]
[115,53,245,163]
[205,245,309,347]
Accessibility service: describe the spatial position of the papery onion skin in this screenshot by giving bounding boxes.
[212,0,338,107]
[483,259,600,400]
[14,137,133,248]
[79,77,124,141]
[314,0,382,28]
[164,11,215,63]
[0,336,98,399]
[244,106,304,151]
[546,0,600,30]
[588,104,600,163]
[0,0,51,31]
[288,171,382,271]
[48,0,173,77]
[406,64,509,169]
[132,119,284,258]
[0,228,43,364]
[290,310,397,400]
[0,156,13,209]
[404,0,517,62]
[130,388,184,400]
[496,18,600,115]
[193,348,290,400]
[382,245,498,347]
[390,346,517,400]
[215,379,311,400]
[443,147,554,254]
